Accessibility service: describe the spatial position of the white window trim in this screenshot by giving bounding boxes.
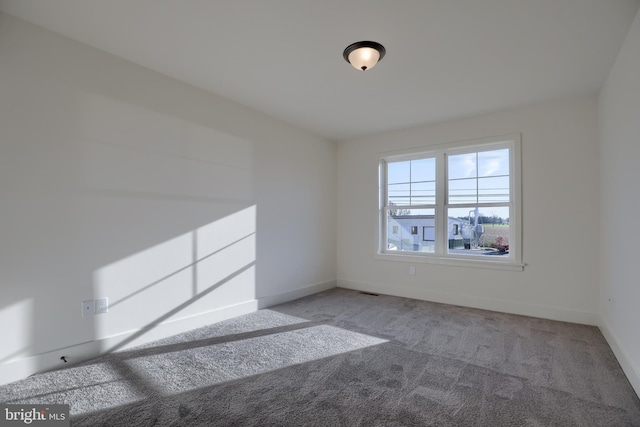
[377,134,524,271]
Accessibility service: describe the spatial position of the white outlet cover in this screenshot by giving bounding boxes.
[81,300,94,317]
[95,297,109,314]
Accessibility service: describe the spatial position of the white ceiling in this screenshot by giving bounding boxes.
[1,0,638,141]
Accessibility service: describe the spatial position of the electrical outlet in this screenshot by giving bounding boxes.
[81,300,94,317]
[409,266,416,276]
[95,297,109,314]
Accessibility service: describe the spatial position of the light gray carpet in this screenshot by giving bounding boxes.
[1,288,639,426]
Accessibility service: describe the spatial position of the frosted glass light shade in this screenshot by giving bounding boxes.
[348,47,381,71]
[343,41,386,71]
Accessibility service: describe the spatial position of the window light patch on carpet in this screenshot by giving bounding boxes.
[124,325,388,395]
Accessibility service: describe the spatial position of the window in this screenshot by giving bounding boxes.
[379,134,522,269]
[422,226,434,242]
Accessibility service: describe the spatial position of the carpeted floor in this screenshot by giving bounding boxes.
[1,288,639,426]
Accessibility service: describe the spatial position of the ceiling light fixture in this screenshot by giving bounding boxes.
[343,41,386,71]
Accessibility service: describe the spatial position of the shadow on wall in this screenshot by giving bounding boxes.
[93,205,258,354]
[0,88,258,383]
[76,92,259,360]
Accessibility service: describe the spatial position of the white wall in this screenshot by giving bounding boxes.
[598,8,640,395]
[338,96,600,324]
[0,12,336,385]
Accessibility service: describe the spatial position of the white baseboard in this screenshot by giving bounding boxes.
[598,316,640,396]
[337,279,598,325]
[257,280,336,309]
[0,299,258,386]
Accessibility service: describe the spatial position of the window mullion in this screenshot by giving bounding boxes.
[435,152,447,256]
[380,162,388,253]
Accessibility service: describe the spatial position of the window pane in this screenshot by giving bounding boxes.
[447,207,510,257]
[478,176,510,202]
[388,161,410,184]
[448,153,476,180]
[478,149,509,177]
[411,181,435,205]
[411,157,436,182]
[422,226,435,241]
[449,148,511,204]
[448,178,477,204]
[387,208,435,253]
[388,157,436,206]
[388,183,410,206]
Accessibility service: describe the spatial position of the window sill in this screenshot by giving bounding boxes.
[374,252,525,271]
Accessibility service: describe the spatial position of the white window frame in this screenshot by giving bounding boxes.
[377,134,523,271]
